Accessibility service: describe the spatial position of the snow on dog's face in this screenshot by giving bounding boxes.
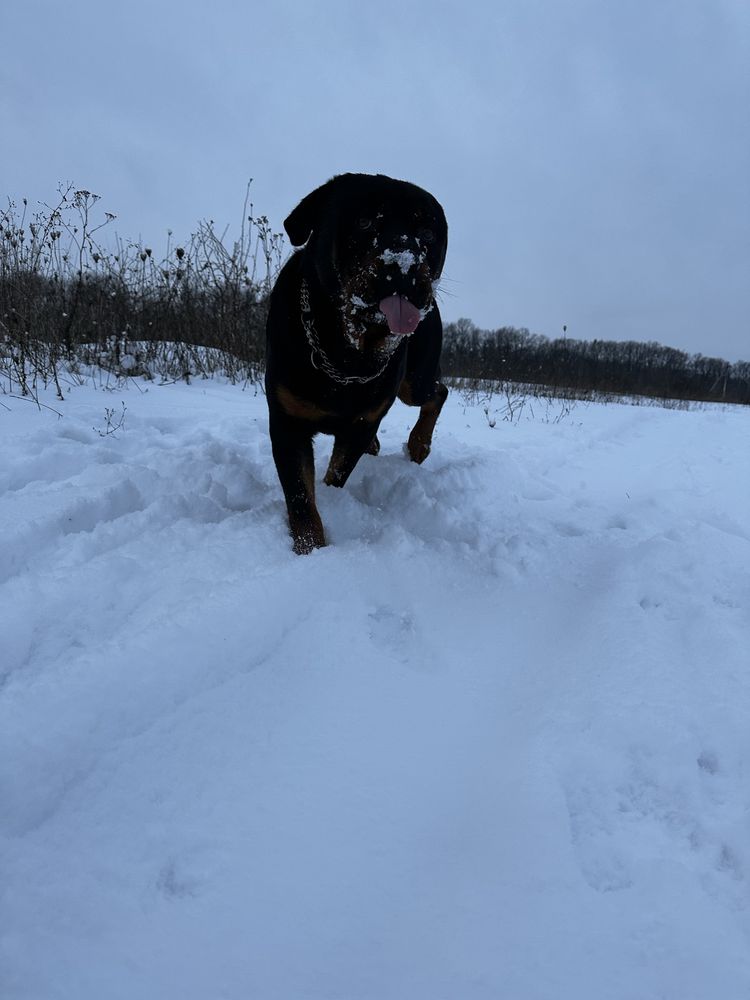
[284,173,447,344]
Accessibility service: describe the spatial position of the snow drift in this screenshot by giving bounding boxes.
[1,379,748,999]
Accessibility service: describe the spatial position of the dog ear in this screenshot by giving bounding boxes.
[284,174,351,247]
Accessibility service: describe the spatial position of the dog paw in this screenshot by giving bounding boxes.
[290,514,326,554]
[292,534,327,555]
[323,469,344,487]
[406,436,431,464]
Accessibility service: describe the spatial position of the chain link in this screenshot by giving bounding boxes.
[300,280,397,386]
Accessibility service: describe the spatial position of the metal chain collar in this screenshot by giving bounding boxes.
[300,279,396,386]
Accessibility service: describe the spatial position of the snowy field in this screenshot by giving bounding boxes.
[1,375,749,1000]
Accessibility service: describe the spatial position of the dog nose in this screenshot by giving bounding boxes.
[381,242,421,275]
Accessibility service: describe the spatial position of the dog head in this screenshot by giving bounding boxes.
[284,173,447,341]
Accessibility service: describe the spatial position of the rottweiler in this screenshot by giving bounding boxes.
[265,172,449,554]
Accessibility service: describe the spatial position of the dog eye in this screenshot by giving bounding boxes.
[357,217,373,231]
[418,227,435,244]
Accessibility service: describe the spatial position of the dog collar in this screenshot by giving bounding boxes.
[300,279,397,386]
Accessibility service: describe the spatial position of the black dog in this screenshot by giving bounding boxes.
[265,173,449,554]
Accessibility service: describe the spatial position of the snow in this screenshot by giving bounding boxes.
[380,248,421,275]
[1,377,749,1000]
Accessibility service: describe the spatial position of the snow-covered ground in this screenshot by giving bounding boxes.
[1,376,749,1000]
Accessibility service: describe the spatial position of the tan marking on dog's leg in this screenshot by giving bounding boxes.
[363,397,391,423]
[324,440,348,486]
[323,423,380,487]
[406,382,449,464]
[276,385,331,422]
[288,458,326,553]
[397,379,415,406]
[269,416,326,554]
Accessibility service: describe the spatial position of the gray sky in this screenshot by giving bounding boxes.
[3,0,749,360]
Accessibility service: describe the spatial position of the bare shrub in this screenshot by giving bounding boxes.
[448,377,578,424]
[0,183,283,400]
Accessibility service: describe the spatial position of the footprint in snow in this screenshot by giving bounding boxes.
[564,745,745,899]
[368,605,417,664]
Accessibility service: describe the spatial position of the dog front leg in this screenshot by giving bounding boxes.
[269,417,326,554]
[399,380,449,464]
[323,422,380,488]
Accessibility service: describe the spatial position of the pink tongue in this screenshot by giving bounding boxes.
[378,295,421,335]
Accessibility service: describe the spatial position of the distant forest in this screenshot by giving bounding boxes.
[442,319,750,406]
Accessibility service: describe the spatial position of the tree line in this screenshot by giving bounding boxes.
[442,319,750,405]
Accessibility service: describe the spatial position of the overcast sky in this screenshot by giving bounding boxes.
[3,0,748,359]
